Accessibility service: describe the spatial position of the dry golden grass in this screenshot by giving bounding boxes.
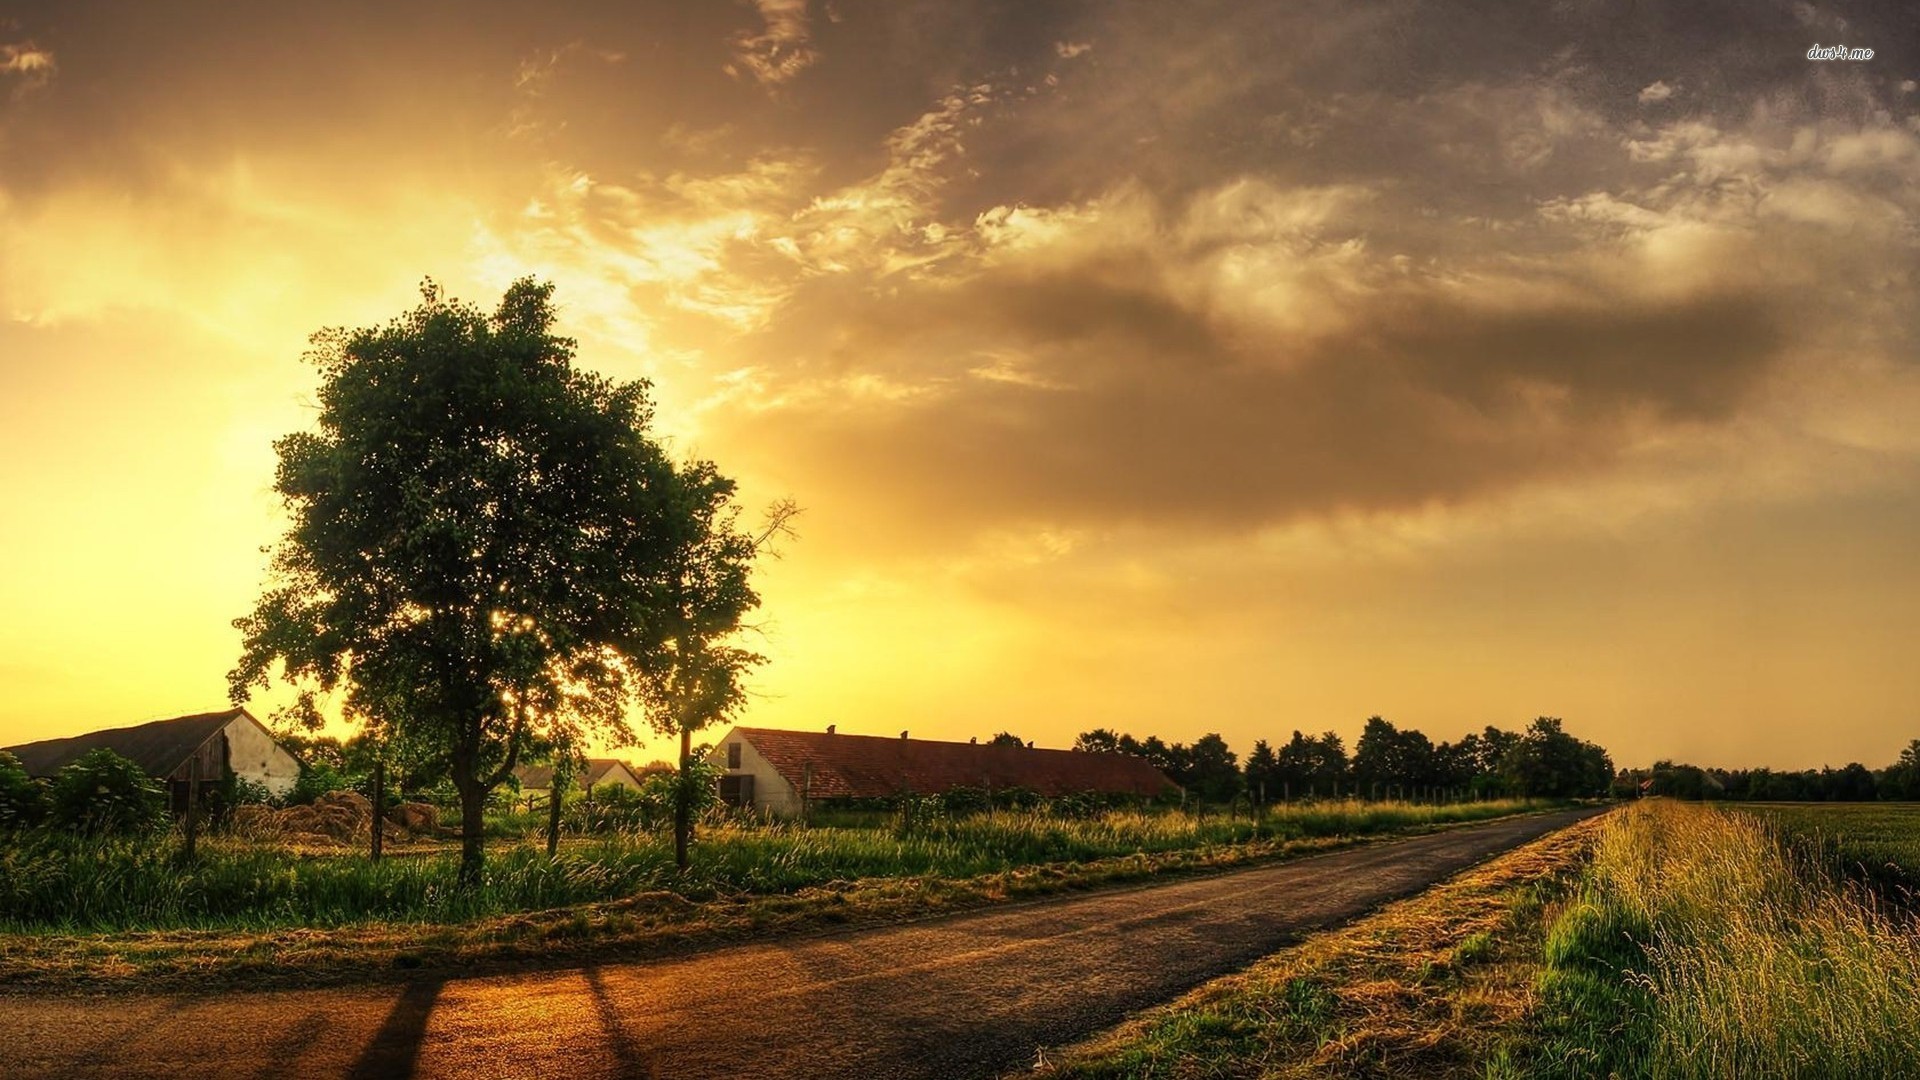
[1564,800,1920,1079]
[1043,815,1607,1079]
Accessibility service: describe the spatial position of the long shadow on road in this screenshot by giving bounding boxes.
[346,978,443,1080]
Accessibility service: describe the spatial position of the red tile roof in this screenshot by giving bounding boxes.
[727,727,1178,799]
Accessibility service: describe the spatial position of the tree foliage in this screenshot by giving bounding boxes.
[1078,715,1615,803]
[1274,730,1350,797]
[1352,716,1439,795]
[1499,716,1613,798]
[230,278,699,883]
[1629,739,1920,802]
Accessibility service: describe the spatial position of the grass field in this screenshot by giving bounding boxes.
[0,799,1549,935]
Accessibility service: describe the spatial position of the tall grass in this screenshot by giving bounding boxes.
[0,798,1544,934]
[1537,800,1920,1079]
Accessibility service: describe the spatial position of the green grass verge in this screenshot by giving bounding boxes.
[0,799,1548,934]
[0,800,1557,992]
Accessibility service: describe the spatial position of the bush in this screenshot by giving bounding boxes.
[288,762,361,806]
[563,784,662,833]
[1047,791,1119,819]
[641,759,720,820]
[940,786,992,817]
[224,775,278,809]
[0,750,49,830]
[48,749,168,836]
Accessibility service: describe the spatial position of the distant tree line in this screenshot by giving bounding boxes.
[1624,740,1920,802]
[1073,715,1613,803]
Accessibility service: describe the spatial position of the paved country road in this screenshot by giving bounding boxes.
[0,808,1603,1080]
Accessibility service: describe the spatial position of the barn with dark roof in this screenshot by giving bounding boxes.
[706,726,1178,814]
[4,708,301,813]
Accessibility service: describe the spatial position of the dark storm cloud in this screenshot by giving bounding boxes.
[708,252,1791,529]
[6,0,1912,535]
[674,0,1919,533]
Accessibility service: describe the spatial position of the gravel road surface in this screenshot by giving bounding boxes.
[0,807,1602,1080]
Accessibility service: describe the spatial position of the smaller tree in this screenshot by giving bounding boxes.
[640,467,799,869]
[1878,740,1920,801]
[49,749,167,836]
[1073,728,1123,754]
[1352,716,1401,797]
[1184,733,1242,804]
[986,731,1028,748]
[1243,739,1280,803]
[546,740,584,856]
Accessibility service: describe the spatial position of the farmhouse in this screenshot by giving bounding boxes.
[513,758,645,802]
[707,725,1179,815]
[4,708,300,813]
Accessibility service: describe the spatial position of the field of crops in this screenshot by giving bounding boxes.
[1734,802,1920,892]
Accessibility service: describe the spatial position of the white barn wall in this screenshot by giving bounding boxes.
[707,730,801,815]
[221,714,301,797]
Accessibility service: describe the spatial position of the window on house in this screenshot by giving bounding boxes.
[727,742,742,769]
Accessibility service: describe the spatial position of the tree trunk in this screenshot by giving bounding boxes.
[674,726,693,870]
[458,779,486,888]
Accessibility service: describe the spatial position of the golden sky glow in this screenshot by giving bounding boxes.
[2,1,1917,768]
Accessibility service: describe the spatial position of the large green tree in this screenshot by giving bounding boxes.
[1502,717,1613,798]
[231,278,695,884]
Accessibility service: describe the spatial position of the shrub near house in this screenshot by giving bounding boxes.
[48,750,167,836]
[0,751,49,831]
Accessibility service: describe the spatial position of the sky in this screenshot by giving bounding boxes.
[1,0,1916,770]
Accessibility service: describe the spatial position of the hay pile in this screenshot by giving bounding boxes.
[230,792,443,845]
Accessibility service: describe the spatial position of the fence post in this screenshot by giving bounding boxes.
[370,759,385,862]
[802,762,813,827]
[182,754,199,862]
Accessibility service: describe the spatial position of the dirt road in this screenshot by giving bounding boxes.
[0,808,1601,1079]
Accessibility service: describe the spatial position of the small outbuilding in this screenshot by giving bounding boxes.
[707,725,1179,815]
[4,708,301,813]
